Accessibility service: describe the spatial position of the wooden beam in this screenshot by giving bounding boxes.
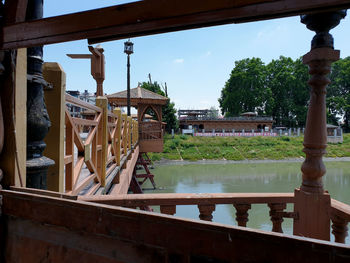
[2,0,350,49]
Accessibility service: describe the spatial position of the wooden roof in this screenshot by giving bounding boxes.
[107,86,168,106]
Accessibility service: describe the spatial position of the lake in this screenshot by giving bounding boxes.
[142,161,350,243]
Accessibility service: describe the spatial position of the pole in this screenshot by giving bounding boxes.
[26,0,54,189]
[127,54,131,116]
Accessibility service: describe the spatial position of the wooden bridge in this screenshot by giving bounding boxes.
[0,0,350,262]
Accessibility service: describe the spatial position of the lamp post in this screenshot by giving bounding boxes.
[124,40,134,116]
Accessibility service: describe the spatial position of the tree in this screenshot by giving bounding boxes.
[208,106,219,119]
[218,58,267,117]
[266,56,308,127]
[219,56,309,127]
[328,57,350,131]
[140,81,178,133]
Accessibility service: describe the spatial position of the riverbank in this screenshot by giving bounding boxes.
[153,157,350,166]
[148,134,350,162]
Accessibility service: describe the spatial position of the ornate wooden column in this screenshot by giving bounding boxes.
[26,0,54,189]
[293,10,346,241]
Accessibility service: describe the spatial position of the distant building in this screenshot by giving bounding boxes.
[178,109,274,132]
[66,90,98,117]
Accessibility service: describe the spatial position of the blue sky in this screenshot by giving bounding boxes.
[43,1,350,111]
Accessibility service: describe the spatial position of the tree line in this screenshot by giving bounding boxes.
[219,56,350,131]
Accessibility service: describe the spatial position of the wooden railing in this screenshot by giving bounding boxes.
[80,192,296,233]
[331,199,350,243]
[64,94,138,195]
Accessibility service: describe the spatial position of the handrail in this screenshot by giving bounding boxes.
[65,93,101,112]
[64,95,138,195]
[79,192,294,206]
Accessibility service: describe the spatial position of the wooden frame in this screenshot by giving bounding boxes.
[2,0,350,49]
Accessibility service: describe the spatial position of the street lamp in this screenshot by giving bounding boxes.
[124,39,134,116]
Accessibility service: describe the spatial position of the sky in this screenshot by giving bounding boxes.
[43,1,350,112]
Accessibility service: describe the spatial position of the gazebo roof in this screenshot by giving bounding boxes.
[107,86,168,106]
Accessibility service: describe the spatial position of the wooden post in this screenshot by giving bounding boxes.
[96,97,108,187]
[234,204,251,227]
[113,108,121,166]
[43,62,65,192]
[331,214,348,243]
[128,116,132,151]
[268,203,286,233]
[198,204,215,221]
[160,205,176,216]
[294,11,345,241]
[0,49,27,187]
[122,114,128,156]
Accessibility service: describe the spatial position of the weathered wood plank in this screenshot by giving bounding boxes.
[110,146,139,195]
[2,190,350,263]
[2,0,350,49]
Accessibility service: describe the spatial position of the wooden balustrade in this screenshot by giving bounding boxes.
[330,199,350,243]
[64,94,138,195]
[80,192,295,232]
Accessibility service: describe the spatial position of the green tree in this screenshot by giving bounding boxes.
[328,57,350,131]
[208,106,219,119]
[219,56,309,128]
[140,81,178,133]
[266,56,308,127]
[219,58,267,117]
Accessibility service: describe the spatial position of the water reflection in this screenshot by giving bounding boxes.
[145,161,350,243]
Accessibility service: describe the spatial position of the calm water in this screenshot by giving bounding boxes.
[142,161,350,243]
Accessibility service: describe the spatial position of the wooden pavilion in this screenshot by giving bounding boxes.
[107,86,168,153]
[0,0,350,262]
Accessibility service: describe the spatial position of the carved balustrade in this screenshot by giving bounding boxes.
[80,193,296,233]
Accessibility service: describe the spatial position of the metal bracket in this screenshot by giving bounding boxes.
[27,74,53,89]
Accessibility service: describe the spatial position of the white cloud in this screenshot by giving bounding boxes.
[173,58,184,64]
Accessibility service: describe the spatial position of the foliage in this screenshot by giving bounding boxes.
[328,57,350,132]
[219,56,309,127]
[208,106,219,119]
[140,81,178,133]
[219,58,267,117]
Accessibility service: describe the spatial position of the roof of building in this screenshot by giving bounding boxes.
[107,86,168,106]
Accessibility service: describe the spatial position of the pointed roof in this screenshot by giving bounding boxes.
[107,86,168,106]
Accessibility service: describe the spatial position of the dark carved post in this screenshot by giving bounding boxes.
[234,204,251,227]
[293,10,346,241]
[268,203,286,233]
[26,0,54,189]
[331,214,348,243]
[198,204,215,221]
[160,205,176,216]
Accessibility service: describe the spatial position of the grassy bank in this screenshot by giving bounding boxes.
[148,134,350,161]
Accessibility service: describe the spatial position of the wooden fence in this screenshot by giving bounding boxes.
[64,94,138,195]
